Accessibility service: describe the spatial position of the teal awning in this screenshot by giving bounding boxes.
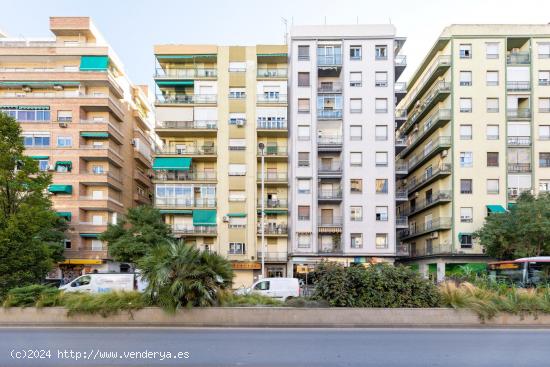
[80,132,109,138]
[1,105,50,110]
[156,80,194,86]
[80,55,109,71]
[193,210,217,226]
[80,233,99,238]
[156,54,216,59]
[30,155,49,160]
[487,205,506,213]
[159,209,192,214]
[48,184,72,194]
[153,157,191,171]
[258,209,288,215]
[56,212,72,221]
[227,213,247,217]
[508,203,517,210]
[55,161,72,170]
[0,81,79,87]
[458,232,472,239]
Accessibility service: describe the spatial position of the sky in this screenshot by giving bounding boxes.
[1,0,550,92]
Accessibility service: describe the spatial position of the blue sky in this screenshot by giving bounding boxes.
[1,0,550,91]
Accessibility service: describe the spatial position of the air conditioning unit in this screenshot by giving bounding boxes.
[53,84,64,91]
[58,121,68,128]
[431,232,439,239]
[222,215,229,222]
[236,120,245,127]
[440,150,448,158]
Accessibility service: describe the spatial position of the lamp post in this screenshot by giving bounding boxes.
[258,142,266,279]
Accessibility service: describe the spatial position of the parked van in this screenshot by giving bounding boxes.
[59,273,147,293]
[236,277,300,301]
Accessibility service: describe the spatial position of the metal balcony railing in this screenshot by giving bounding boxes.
[395,82,407,93]
[317,109,342,120]
[506,81,531,91]
[398,242,454,257]
[318,243,343,254]
[157,120,218,129]
[396,189,408,200]
[257,119,287,129]
[155,94,217,104]
[317,54,343,66]
[154,68,217,79]
[317,189,343,200]
[507,108,531,119]
[400,217,452,240]
[406,163,452,192]
[170,225,217,235]
[317,82,343,93]
[256,251,288,262]
[507,52,530,64]
[406,136,451,171]
[407,190,452,216]
[396,216,408,227]
[155,198,216,208]
[317,136,343,146]
[256,94,287,104]
[400,109,452,156]
[258,146,288,156]
[402,55,451,110]
[403,80,451,132]
[257,224,289,235]
[508,163,531,173]
[394,55,407,67]
[507,136,531,146]
[317,162,342,174]
[257,172,288,182]
[154,171,217,181]
[257,68,288,78]
[317,216,343,226]
[257,198,288,208]
[156,145,216,155]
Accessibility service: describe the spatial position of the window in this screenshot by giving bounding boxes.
[486,42,499,59]
[298,72,310,87]
[297,233,311,248]
[460,71,472,86]
[375,45,387,60]
[540,153,550,168]
[297,179,311,194]
[350,46,362,60]
[63,239,71,249]
[350,125,362,141]
[57,110,72,122]
[298,206,310,220]
[460,98,472,113]
[487,125,499,140]
[538,42,550,59]
[375,98,388,113]
[350,179,362,193]
[38,159,49,171]
[376,206,388,221]
[460,152,473,168]
[350,71,362,87]
[487,152,499,167]
[297,125,310,141]
[459,44,472,58]
[350,206,363,221]
[229,190,246,202]
[487,179,500,194]
[375,72,388,87]
[228,242,245,255]
[539,98,550,113]
[229,88,246,99]
[540,125,550,140]
[228,217,246,228]
[298,152,310,167]
[298,45,310,60]
[460,207,473,223]
[297,98,310,113]
[228,113,246,125]
[22,133,50,148]
[351,233,363,249]
[228,164,246,176]
[92,215,103,225]
[1,108,51,122]
[460,125,472,140]
[539,71,550,86]
[375,152,388,167]
[375,125,388,141]
[375,234,388,249]
[228,62,246,72]
[486,71,499,86]
[228,139,246,151]
[375,179,388,194]
[460,234,473,249]
[486,97,499,113]
[91,165,104,174]
[91,240,103,251]
[460,179,473,194]
[540,180,550,192]
[350,152,362,166]
[350,98,362,113]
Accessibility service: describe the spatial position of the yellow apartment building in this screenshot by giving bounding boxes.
[396,25,550,281]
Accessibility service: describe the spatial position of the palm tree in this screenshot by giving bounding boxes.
[138,241,233,310]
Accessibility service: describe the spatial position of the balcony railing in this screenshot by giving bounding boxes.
[396,216,408,227]
[318,163,342,174]
[257,198,288,208]
[398,242,454,257]
[395,55,407,67]
[318,243,343,254]
[404,80,451,132]
[317,136,343,146]
[257,68,288,78]
[507,136,531,146]
[155,94,217,104]
[507,108,531,119]
[507,52,530,64]
[256,94,287,103]
[170,225,217,235]
[154,171,217,182]
[506,81,531,91]
[508,163,531,173]
[400,217,452,240]
[508,187,532,200]
[154,68,217,79]
[317,109,342,120]
[407,163,452,192]
[402,55,451,110]
[257,120,287,130]
[317,54,343,66]
[256,251,288,262]
[395,82,407,93]
[318,189,343,200]
[155,198,216,208]
[257,172,288,182]
[396,189,408,200]
[317,82,343,93]
[407,190,452,216]
[156,145,216,155]
[400,109,452,157]
[257,224,289,235]
[395,109,407,119]
[156,120,218,129]
[406,136,451,171]
[258,146,288,156]
[317,216,343,226]
[82,171,122,182]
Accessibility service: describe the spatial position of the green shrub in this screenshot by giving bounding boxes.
[284,297,330,308]
[312,262,441,308]
[3,285,60,307]
[61,291,147,317]
[218,292,282,307]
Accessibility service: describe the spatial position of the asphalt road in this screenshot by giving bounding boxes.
[0,327,549,366]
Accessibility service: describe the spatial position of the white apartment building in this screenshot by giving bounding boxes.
[288,25,406,274]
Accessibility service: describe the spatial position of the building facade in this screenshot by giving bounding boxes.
[288,25,406,273]
[0,17,155,279]
[395,25,550,280]
[152,44,289,287]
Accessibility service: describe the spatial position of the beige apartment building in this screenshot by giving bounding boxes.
[0,17,155,279]
[396,25,550,281]
[153,44,289,287]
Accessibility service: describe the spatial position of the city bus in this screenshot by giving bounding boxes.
[487,257,550,287]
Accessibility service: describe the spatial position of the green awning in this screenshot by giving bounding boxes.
[159,209,193,214]
[80,55,109,71]
[258,209,288,215]
[156,80,194,86]
[30,155,49,160]
[458,232,472,240]
[80,233,99,238]
[48,184,72,194]
[0,81,79,87]
[156,54,216,59]
[55,161,72,170]
[56,212,72,221]
[153,157,191,171]
[193,210,217,226]
[80,132,109,138]
[227,213,247,217]
[487,205,506,213]
[508,203,517,210]
[1,105,50,110]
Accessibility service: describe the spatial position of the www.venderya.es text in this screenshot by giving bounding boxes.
[10,349,190,361]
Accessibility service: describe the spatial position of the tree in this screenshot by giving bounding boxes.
[474,192,550,259]
[0,113,66,298]
[100,205,174,264]
[138,241,233,310]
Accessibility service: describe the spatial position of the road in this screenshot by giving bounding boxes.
[0,327,549,366]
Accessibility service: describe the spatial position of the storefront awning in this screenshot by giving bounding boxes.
[159,209,192,214]
[55,161,72,170]
[227,213,247,217]
[56,212,72,221]
[192,210,217,226]
[80,233,100,238]
[80,55,109,71]
[60,259,103,265]
[487,205,506,213]
[48,184,72,194]
[80,132,109,138]
[153,157,191,171]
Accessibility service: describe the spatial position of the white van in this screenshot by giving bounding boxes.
[59,273,147,293]
[236,277,300,301]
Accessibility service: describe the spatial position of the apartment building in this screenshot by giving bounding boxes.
[0,17,155,279]
[153,44,289,287]
[288,25,406,273]
[395,25,550,281]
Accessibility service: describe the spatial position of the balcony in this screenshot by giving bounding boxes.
[396,189,408,201]
[317,109,342,120]
[317,136,343,151]
[394,55,407,79]
[395,109,407,121]
[399,217,452,240]
[154,68,217,79]
[171,224,217,236]
[402,80,451,134]
[406,136,451,172]
[257,172,288,184]
[79,171,122,191]
[318,162,342,177]
[257,224,289,236]
[508,187,532,200]
[395,160,408,176]
[257,145,288,158]
[257,198,288,209]
[318,243,343,255]
[257,68,287,79]
[156,120,217,132]
[399,109,452,158]
[256,94,287,104]
[256,119,288,136]
[64,249,110,261]
[507,136,531,146]
[134,191,152,205]
[155,198,216,209]
[395,82,407,103]
[397,242,454,258]
[256,251,288,262]
[507,52,530,65]
[155,94,217,105]
[78,119,124,144]
[317,189,343,201]
[508,163,531,173]
[507,108,531,120]
[317,54,343,67]
[317,216,343,229]
[134,170,152,186]
[154,171,217,182]
[317,82,343,94]
[78,196,124,212]
[507,81,531,92]
[407,163,452,193]
[79,144,123,167]
[407,190,452,216]
[396,216,408,228]
[155,145,217,156]
[403,55,451,111]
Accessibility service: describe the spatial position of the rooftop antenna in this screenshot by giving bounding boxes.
[281,17,288,44]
